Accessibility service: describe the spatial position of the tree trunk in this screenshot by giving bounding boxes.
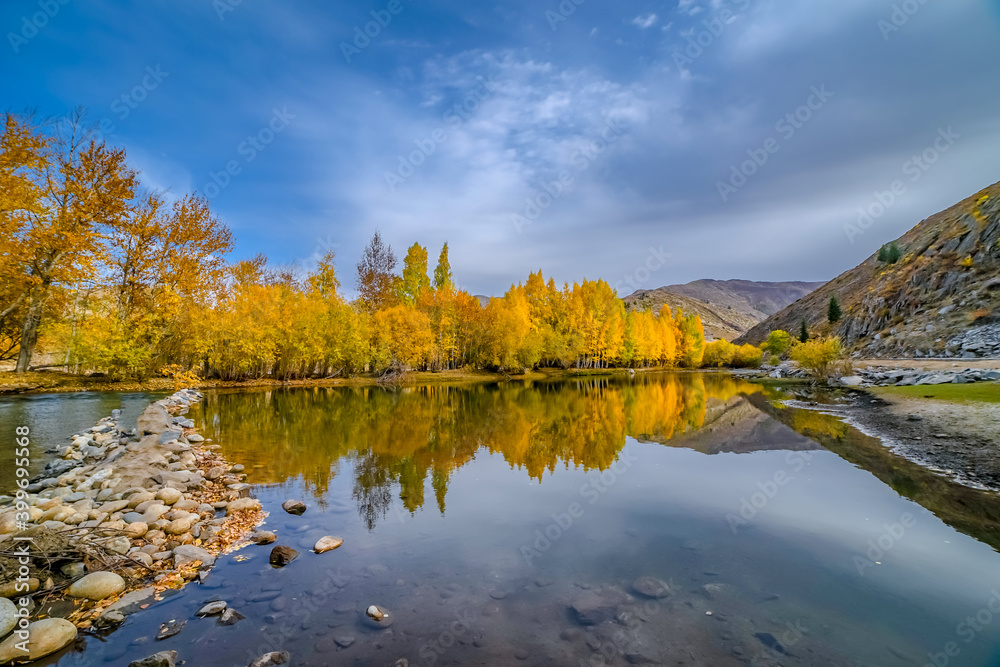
[14,290,44,373]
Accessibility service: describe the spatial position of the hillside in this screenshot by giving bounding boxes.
[737,181,1000,358]
[623,279,824,341]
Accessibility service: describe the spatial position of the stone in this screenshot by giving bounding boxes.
[569,589,627,626]
[0,618,77,664]
[106,536,132,554]
[67,571,126,600]
[187,434,205,443]
[839,376,864,387]
[94,609,125,629]
[138,405,171,436]
[105,587,157,616]
[128,651,177,667]
[173,544,216,568]
[157,620,185,640]
[0,579,39,598]
[218,608,245,625]
[125,521,149,538]
[197,600,227,616]
[363,605,394,629]
[313,536,344,554]
[156,488,183,505]
[333,634,355,648]
[250,531,277,545]
[247,652,290,667]
[206,467,226,481]
[281,500,307,515]
[227,498,261,514]
[165,517,195,535]
[269,545,298,567]
[631,577,671,599]
[0,597,17,639]
[59,562,86,579]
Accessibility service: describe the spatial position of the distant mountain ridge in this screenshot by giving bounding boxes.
[623,279,825,341]
[737,180,1000,358]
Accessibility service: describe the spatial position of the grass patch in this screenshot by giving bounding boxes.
[873,382,1000,404]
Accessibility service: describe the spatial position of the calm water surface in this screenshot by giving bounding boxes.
[23,374,1000,666]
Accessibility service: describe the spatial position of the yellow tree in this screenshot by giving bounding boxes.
[5,114,137,372]
[399,242,430,305]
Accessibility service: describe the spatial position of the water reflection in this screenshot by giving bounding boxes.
[197,374,776,528]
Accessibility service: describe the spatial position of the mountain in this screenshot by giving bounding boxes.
[623,279,825,341]
[737,181,1000,358]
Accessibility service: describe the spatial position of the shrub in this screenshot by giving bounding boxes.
[702,339,736,367]
[761,330,792,356]
[789,337,842,381]
[877,242,901,264]
[733,344,763,368]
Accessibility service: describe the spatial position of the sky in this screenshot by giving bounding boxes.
[2,0,999,297]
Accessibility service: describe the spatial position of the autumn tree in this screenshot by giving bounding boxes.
[356,231,399,313]
[4,113,137,372]
[399,242,430,305]
[433,242,453,291]
[761,330,792,356]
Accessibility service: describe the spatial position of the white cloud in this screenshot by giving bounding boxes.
[632,14,659,29]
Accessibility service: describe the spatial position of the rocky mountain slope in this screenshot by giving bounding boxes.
[737,181,1000,358]
[623,280,824,341]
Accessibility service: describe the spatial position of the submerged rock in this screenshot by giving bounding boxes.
[0,618,77,664]
[631,577,671,599]
[218,608,245,626]
[247,651,290,667]
[128,651,177,667]
[156,620,185,640]
[67,571,126,601]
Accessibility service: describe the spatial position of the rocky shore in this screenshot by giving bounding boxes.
[755,361,1000,387]
[0,390,264,665]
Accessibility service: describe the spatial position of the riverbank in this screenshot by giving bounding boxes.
[0,367,640,396]
[0,390,264,665]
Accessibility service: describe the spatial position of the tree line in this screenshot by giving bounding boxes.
[1,112,716,380]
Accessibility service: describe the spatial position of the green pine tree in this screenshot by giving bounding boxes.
[828,295,842,324]
[799,319,809,343]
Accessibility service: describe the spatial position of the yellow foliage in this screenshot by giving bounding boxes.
[789,337,842,380]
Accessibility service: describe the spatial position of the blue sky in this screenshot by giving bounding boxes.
[2,0,999,296]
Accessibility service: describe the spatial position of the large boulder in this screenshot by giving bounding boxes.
[67,572,126,601]
[0,618,77,664]
[137,405,171,436]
